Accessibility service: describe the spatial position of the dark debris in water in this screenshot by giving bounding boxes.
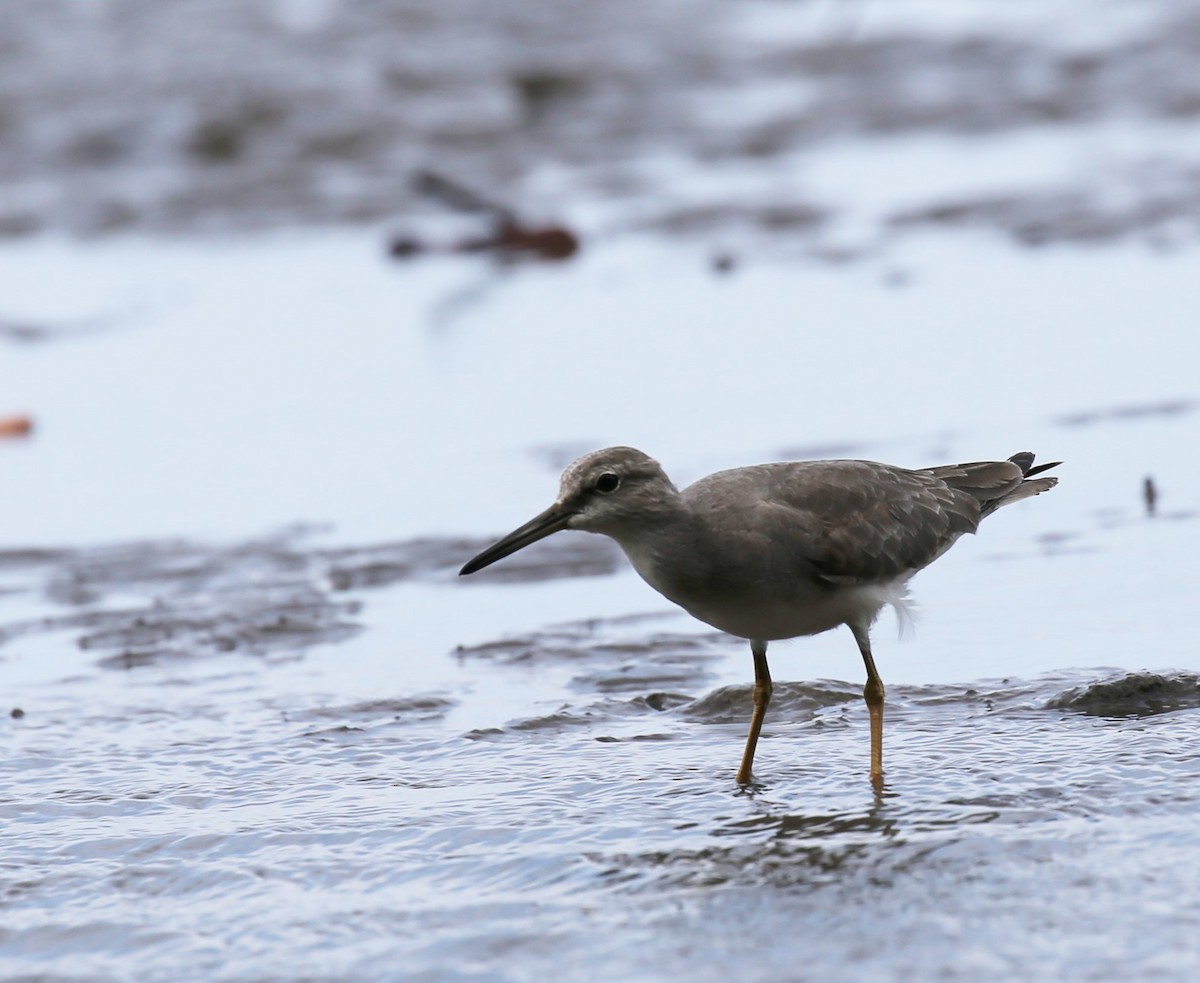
[389,170,581,263]
[1047,671,1200,717]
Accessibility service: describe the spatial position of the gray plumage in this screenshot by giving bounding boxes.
[460,446,1060,783]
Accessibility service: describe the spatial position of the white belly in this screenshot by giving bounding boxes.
[671,580,909,641]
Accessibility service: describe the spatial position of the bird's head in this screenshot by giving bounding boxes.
[459,446,676,575]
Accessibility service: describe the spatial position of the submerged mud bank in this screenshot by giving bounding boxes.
[0,533,458,670]
[1047,670,1200,717]
[0,528,626,672]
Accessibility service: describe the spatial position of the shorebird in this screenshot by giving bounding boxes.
[460,447,1059,784]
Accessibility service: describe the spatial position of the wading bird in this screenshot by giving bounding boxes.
[461,447,1059,784]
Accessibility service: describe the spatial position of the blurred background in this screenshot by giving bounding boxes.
[2,0,1198,545]
[2,2,1199,981]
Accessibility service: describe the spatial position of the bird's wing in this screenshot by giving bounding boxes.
[741,461,986,585]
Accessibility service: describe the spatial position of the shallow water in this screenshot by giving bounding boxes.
[4,1,1200,981]
[3,521,1200,981]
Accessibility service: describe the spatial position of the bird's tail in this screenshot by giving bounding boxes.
[924,452,1060,517]
[995,451,1060,507]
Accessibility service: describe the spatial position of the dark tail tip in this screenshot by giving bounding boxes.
[1008,451,1061,478]
[1025,460,1062,478]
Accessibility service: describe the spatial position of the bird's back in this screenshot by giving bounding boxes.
[683,453,1057,589]
[684,460,968,588]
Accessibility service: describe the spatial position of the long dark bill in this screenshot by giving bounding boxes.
[459,504,573,575]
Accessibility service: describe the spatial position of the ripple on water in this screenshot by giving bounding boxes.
[5,530,1200,981]
[290,696,456,739]
[4,662,1200,982]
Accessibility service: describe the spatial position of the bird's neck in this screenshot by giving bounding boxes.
[606,500,703,599]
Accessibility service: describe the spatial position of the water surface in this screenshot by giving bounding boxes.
[3,1,1200,980]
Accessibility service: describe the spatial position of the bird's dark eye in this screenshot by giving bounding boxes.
[594,472,621,494]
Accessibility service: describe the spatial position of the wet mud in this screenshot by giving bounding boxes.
[4,1,1200,252]
[0,532,625,674]
[2,535,361,670]
[1047,670,1200,717]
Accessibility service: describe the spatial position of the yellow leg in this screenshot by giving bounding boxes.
[736,640,772,785]
[850,624,885,784]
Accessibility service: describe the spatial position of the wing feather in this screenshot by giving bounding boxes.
[684,453,1057,588]
[688,461,981,586]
